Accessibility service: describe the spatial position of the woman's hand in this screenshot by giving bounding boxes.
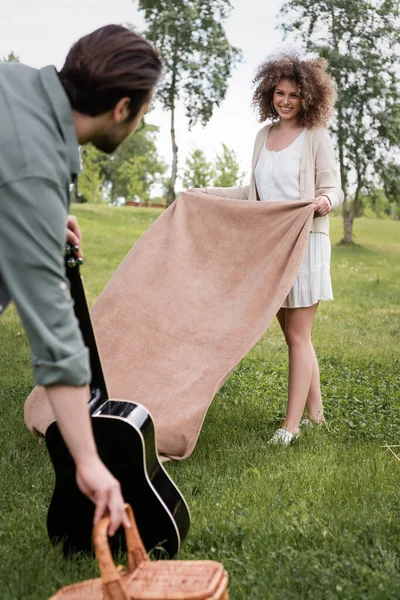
[66,215,83,259]
[76,457,131,536]
[314,195,332,218]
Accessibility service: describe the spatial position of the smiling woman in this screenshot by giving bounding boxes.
[202,53,343,446]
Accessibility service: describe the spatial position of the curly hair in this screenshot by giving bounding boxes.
[252,54,336,128]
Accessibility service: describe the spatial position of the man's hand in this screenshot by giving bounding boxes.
[314,195,332,218]
[76,457,131,536]
[66,215,83,259]
[46,385,130,537]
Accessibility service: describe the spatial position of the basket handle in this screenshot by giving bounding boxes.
[93,504,149,587]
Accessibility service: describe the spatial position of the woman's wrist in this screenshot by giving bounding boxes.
[321,194,332,207]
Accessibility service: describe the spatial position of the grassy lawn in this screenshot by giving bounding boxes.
[0,205,399,599]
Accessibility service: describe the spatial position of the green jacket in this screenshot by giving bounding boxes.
[0,63,90,387]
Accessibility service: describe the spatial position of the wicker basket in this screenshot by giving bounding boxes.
[49,504,229,600]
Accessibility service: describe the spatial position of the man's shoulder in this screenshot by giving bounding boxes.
[0,64,70,187]
[0,62,36,73]
[0,62,40,86]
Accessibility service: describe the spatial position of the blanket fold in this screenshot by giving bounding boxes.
[24,191,315,460]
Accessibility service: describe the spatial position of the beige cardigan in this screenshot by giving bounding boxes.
[205,123,344,235]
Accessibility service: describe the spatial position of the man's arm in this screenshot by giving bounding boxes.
[46,385,128,532]
[0,177,129,533]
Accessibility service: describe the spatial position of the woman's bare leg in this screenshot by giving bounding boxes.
[275,303,321,434]
[305,346,324,422]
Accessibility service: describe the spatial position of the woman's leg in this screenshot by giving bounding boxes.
[276,303,321,434]
[305,346,324,423]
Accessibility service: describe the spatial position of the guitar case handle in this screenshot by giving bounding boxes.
[93,504,149,591]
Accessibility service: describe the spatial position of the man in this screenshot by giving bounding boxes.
[0,24,162,535]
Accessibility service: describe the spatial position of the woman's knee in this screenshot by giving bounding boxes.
[284,327,312,347]
[283,306,317,347]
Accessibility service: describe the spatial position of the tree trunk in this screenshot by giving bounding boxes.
[329,12,356,245]
[341,208,355,244]
[341,168,363,244]
[166,103,178,207]
[166,47,179,209]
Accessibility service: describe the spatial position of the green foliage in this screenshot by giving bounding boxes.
[117,156,148,202]
[137,0,242,127]
[212,143,244,187]
[278,0,400,242]
[1,208,400,598]
[78,144,106,203]
[381,161,400,205]
[360,187,400,220]
[104,122,166,204]
[1,51,19,62]
[182,144,244,189]
[117,154,165,203]
[78,122,166,204]
[182,148,215,189]
[136,0,242,204]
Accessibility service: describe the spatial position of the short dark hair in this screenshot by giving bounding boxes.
[59,24,162,119]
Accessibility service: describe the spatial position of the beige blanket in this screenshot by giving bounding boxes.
[25,191,315,460]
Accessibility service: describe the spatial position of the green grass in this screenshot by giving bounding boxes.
[0,206,399,599]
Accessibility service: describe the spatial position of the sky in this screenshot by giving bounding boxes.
[0,0,305,181]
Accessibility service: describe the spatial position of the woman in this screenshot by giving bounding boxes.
[203,54,343,444]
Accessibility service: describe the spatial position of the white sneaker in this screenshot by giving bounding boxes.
[267,428,297,445]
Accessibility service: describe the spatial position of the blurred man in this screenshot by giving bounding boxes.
[0,24,162,534]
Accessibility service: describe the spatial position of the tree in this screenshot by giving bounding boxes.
[182,148,215,189]
[381,162,400,206]
[117,156,150,203]
[116,153,166,204]
[278,0,400,243]
[78,144,106,203]
[104,121,166,204]
[183,143,245,189]
[77,121,166,204]
[136,0,242,206]
[1,52,19,62]
[213,143,244,187]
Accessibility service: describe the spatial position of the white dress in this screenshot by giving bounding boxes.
[254,130,333,308]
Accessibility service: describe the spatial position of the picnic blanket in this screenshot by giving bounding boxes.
[24,191,315,460]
